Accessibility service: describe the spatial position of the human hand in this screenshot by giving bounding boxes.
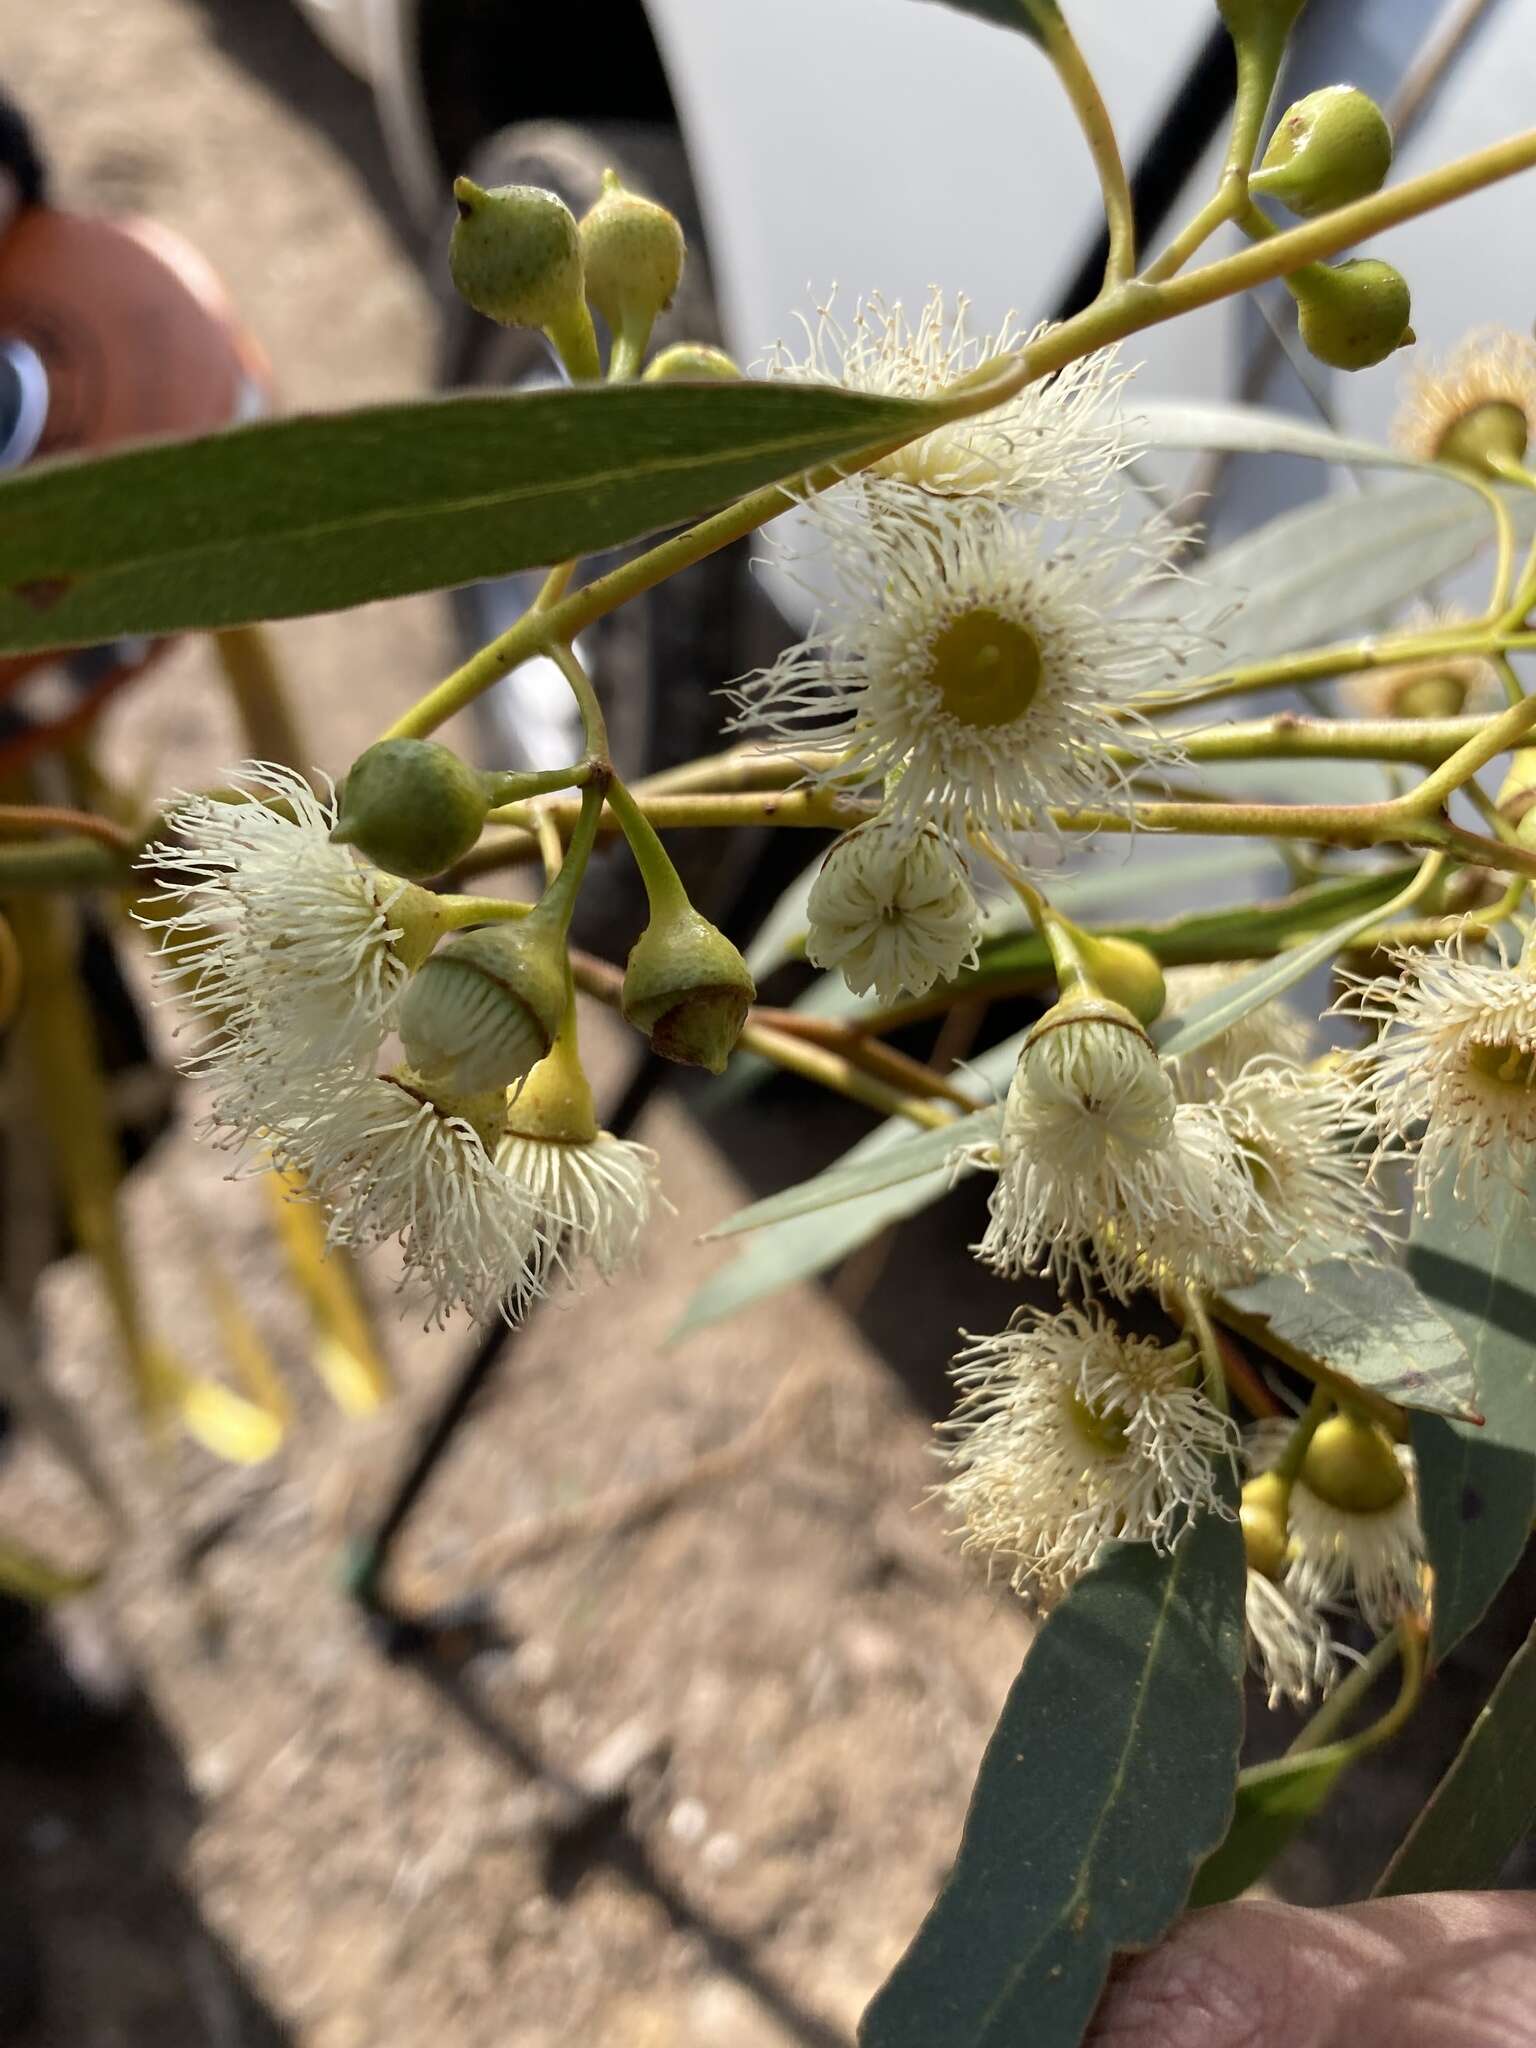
[1086,1892,1536,2048]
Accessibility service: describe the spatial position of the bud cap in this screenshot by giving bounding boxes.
[1251,85,1393,217]
[332,739,491,881]
[449,179,584,332]
[622,903,756,1074]
[578,170,685,341]
[1292,258,1413,372]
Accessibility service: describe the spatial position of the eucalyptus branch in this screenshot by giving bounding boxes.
[1030,2,1136,286]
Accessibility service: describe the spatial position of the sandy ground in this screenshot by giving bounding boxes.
[0,6,1030,2044]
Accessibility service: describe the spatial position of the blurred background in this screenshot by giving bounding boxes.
[1,2,1533,2043]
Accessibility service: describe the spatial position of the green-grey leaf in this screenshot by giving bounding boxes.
[0,381,930,653]
[1375,1621,1536,1895]
[1217,1264,1478,1423]
[704,1107,998,1240]
[1136,399,1448,475]
[1189,1748,1350,1908]
[678,1032,1022,1338]
[860,1512,1247,2048]
[1406,1172,1536,1660]
[1191,480,1512,666]
[1152,878,1412,1063]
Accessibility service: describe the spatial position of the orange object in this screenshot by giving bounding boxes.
[0,207,270,759]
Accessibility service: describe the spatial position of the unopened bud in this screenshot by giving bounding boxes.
[578,170,685,366]
[622,902,755,1073]
[399,919,569,1095]
[1240,1472,1292,1581]
[333,739,493,880]
[643,341,740,382]
[1301,1412,1407,1515]
[1251,86,1392,218]
[449,178,599,380]
[1291,258,1413,372]
[1500,747,1536,833]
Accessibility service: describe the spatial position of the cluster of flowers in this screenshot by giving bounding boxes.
[137,301,1536,1706]
[733,299,1536,1704]
[139,765,661,1327]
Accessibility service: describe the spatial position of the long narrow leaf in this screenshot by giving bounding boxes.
[861,1512,1247,2048]
[1376,1622,1536,1894]
[0,381,930,651]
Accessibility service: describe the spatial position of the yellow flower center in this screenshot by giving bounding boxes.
[1067,1390,1130,1457]
[926,607,1042,729]
[1467,1036,1536,1091]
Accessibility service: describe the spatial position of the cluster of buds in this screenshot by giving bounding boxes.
[449,164,728,386]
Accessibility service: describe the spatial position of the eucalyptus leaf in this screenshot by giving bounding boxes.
[1406,1171,1536,1660]
[1152,878,1413,1063]
[678,1032,1023,1337]
[1136,399,1453,475]
[1192,480,1508,667]
[704,1107,998,1241]
[860,1512,1247,2048]
[1189,1748,1350,1909]
[1216,1264,1478,1423]
[1375,1621,1536,1895]
[0,381,930,652]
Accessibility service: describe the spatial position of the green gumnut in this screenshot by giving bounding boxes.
[1292,258,1413,372]
[449,178,584,330]
[332,739,491,880]
[621,902,755,1074]
[643,342,740,383]
[1250,85,1393,218]
[578,170,685,339]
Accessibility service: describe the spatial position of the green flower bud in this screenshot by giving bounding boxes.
[1290,258,1413,372]
[1301,1413,1408,1516]
[643,341,741,383]
[398,919,569,1096]
[1240,1472,1292,1581]
[622,902,755,1073]
[1066,930,1167,1028]
[1250,86,1392,218]
[332,739,492,881]
[449,178,599,380]
[579,171,684,336]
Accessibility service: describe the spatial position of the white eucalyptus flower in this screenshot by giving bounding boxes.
[1248,1415,1425,1636]
[1207,1059,1384,1283]
[941,1304,1238,1601]
[1163,962,1313,1104]
[1342,939,1536,1206]
[726,498,1192,847]
[139,762,441,1123]
[766,287,1135,517]
[1393,325,1536,468]
[1340,604,1502,722]
[805,819,981,1005]
[1245,1568,1339,1710]
[268,1070,547,1326]
[976,996,1247,1298]
[497,1128,662,1285]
